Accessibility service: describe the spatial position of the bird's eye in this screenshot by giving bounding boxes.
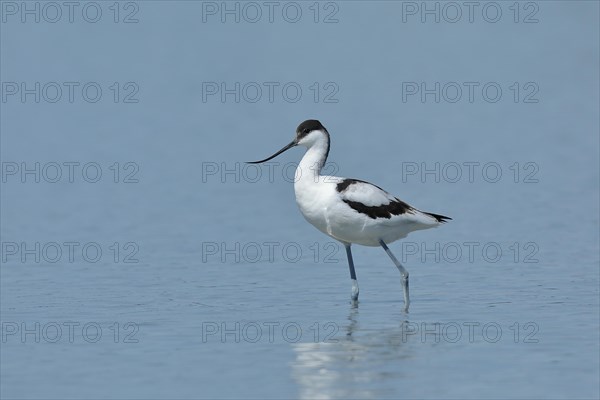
[303,128,309,134]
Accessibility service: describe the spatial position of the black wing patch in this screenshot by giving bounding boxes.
[336,178,383,193]
[337,179,414,220]
[343,199,413,219]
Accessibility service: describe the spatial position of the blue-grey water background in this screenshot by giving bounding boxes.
[1,1,599,399]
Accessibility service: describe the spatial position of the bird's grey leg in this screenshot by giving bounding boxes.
[345,244,359,301]
[379,239,410,312]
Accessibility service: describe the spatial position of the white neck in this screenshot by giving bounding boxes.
[296,136,330,182]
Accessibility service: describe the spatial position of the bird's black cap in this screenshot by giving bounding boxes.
[296,120,327,139]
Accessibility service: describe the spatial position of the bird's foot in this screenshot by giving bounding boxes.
[351,279,359,301]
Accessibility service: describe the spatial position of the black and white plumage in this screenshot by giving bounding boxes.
[337,178,450,222]
[248,119,451,311]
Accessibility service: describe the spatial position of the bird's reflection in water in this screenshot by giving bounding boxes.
[290,303,415,400]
